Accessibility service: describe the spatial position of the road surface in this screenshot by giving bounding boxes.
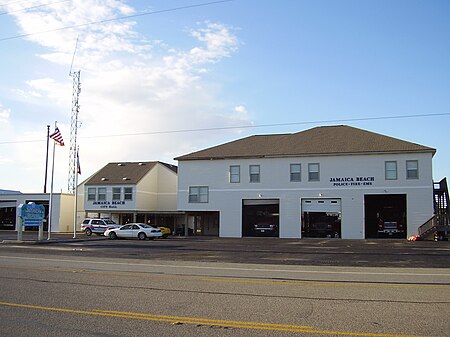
[0,248,448,337]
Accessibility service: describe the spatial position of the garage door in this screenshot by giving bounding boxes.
[0,201,17,208]
[243,199,279,206]
[302,199,341,213]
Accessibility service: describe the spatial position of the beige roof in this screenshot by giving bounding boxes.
[175,125,435,161]
[85,161,177,185]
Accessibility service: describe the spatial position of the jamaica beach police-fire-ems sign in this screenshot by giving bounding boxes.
[17,202,45,241]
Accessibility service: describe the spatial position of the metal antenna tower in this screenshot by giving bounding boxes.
[68,70,81,194]
[68,37,81,194]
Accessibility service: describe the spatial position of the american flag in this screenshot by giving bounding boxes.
[50,127,64,146]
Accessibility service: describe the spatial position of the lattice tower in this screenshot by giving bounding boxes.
[68,70,81,194]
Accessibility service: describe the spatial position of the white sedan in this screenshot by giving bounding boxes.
[104,223,162,240]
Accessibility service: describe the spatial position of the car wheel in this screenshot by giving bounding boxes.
[109,232,117,239]
[138,232,147,240]
[162,234,168,239]
[85,228,92,236]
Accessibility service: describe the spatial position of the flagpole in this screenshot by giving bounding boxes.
[73,146,79,239]
[48,122,57,240]
[44,125,50,193]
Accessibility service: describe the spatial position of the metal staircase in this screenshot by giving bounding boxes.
[418,178,449,240]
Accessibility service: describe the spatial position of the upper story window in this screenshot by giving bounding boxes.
[308,163,320,182]
[229,165,240,183]
[124,187,133,200]
[406,160,419,179]
[97,188,106,201]
[290,164,301,182]
[249,165,260,183]
[189,186,209,203]
[385,161,397,180]
[87,188,96,201]
[112,187,121,200]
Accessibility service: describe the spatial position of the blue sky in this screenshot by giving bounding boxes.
[0,0,449,192]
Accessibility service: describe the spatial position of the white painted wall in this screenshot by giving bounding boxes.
[0,193,74,233]
[177,152,434,239]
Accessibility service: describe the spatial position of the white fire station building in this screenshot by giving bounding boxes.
[175,125,436,239]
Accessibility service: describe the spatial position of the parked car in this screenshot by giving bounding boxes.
[158,226,171,238]
[81,219,120,236]
[104,223,162,240]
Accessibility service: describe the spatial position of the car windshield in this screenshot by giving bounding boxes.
[104,220,116,224]
[140,224,152,229]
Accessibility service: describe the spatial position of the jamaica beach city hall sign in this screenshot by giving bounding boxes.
[17,202,46,241]
[329,176,375,187]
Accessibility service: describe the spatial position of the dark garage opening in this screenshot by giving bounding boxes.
[365,194,407,239]
[242,199,279,237]
[0,206,16,230]
[301,199,342,238]
[302,212,341,238]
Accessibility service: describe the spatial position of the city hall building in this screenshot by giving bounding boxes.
[78,161,184,232]
[175,125,436,239]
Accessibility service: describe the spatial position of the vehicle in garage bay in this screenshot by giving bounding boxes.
[377,206,405,236]
[252,222,278,236]
[104,223,162,240]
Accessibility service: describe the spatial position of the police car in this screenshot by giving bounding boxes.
[81,219,120,236]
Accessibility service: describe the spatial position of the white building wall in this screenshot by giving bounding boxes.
[156,164,178,212]
[177,152,434,239]
[84,184,137,212]
[0,193,74,233]
[136,168,158,211]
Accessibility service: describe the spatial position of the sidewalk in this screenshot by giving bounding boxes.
[0,230,104,244]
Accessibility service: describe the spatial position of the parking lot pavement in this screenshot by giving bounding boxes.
[1,230,449,268]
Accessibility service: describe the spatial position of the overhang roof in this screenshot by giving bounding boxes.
[85,161,177,185]
[175,125,435,161]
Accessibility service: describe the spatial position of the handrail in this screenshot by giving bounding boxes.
[418,216,436,236]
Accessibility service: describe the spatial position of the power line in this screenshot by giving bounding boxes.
[0,0,234,42]
[1,112,449,145]
[0,0,71,16]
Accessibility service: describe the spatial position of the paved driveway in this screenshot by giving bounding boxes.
[1,231,449,268]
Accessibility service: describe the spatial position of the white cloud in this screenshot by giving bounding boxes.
[0,105,10,123]
[234,105,248,115]
[1,0,250,192]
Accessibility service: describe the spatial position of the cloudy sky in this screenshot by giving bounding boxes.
[0,0,449,193]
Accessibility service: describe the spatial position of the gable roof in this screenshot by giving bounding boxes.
[175,125,435,161]
[85,161,177,185]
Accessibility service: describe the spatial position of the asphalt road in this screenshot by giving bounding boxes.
[0,249,449,337]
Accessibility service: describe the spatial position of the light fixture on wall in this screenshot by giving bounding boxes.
[318,193,323,197]
[258,194,262,198]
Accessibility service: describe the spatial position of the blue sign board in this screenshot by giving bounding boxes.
[18,202,45,227]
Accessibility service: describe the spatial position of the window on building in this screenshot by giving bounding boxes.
[124,187,133,200]
[249,165,260,183]
[189,186,209,203]
[290,164,301,182]
[385,161,398,180]
[97,188,106,201]
[112,187,121,200]
[87,188,96,201]
[229,165,240,183]
[406,160,419,179]
[308,163,320,181]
